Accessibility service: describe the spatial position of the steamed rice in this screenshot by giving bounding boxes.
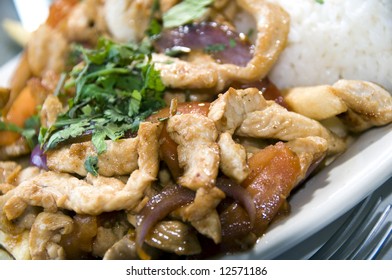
[266,0,392,92]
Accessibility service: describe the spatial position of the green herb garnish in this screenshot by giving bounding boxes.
[0,115,40,149]
[40,37,166,174]
[315,0,324,4]
[204,43,226,53]
[84,155,99,176]
[163,0,214,29]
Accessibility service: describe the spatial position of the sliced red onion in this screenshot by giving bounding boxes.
[153,22,254,66]
[216,177,256,228]
[30,145,48,170]
[135,184,195,259]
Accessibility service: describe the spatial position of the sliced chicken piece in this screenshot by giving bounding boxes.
[283,85,348,120]
[29,212,73,260]
[182,186,225,222]
[237,102,347,155]
[46,137,139,177]
[188,210,222,244]
[282,80,392,132]
[172,206,222,244]
[152,0,289,91]
[0,230,30,260]
[218,132,249,183]
[2,122,161,218]
[40,95,64,128]
[333,80,392,132]
[285,136,328,184]
[208,87,267,133]
[166,114,219,190]
[0,161,21,185]
[208,88,264,182]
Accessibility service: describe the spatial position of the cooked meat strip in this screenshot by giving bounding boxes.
[333,80,392,132]
[237,102,346,155]
[208,87,268,183]
[166,114,219,190]
[0,230,30,260]
[282,80,392,133]
[2,122,161,218]
[46,138,139,177]
[40,95,64,128]
[218,132,249,183]
[0,161,21,185]
[29,212,73,260]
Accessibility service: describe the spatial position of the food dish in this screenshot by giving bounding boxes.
[1,56,391,260]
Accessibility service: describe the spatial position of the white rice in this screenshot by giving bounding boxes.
[266,0,392,92]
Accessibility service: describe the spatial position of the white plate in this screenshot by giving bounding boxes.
[1,57,392,260]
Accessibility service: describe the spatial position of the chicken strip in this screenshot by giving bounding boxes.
[282,80,392,133]
[29,212,73,260]
[237,102,346,155]
[2,122,161,219]
[46,137,139,177]
[152,0,289,91]
[333,80,392,132]
[208,87,266,182]
[166,114,219,190]
[218,132,249,183]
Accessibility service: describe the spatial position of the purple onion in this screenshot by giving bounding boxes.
[153,22,254,66]
[30,145,48,170]
[216,177,256,228]
[135,184,195,259]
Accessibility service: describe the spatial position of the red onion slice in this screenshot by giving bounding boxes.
[135,184,195,259]
[153,22,254,66]
[30,145,48,170]
[216,177,256,228]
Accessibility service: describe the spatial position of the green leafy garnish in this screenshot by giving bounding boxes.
[163,0,214,29]
[84,155,99,176]
[0,115,40,149]
[315,0,324,4]
[40,37,166,174]
[204,43,226,53]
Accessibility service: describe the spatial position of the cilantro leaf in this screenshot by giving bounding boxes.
[41,37,166,166]
[84,156,99,176]
[163,0,214,29]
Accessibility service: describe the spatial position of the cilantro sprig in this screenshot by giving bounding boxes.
[41,37,166,158]
[163,0,214,28]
